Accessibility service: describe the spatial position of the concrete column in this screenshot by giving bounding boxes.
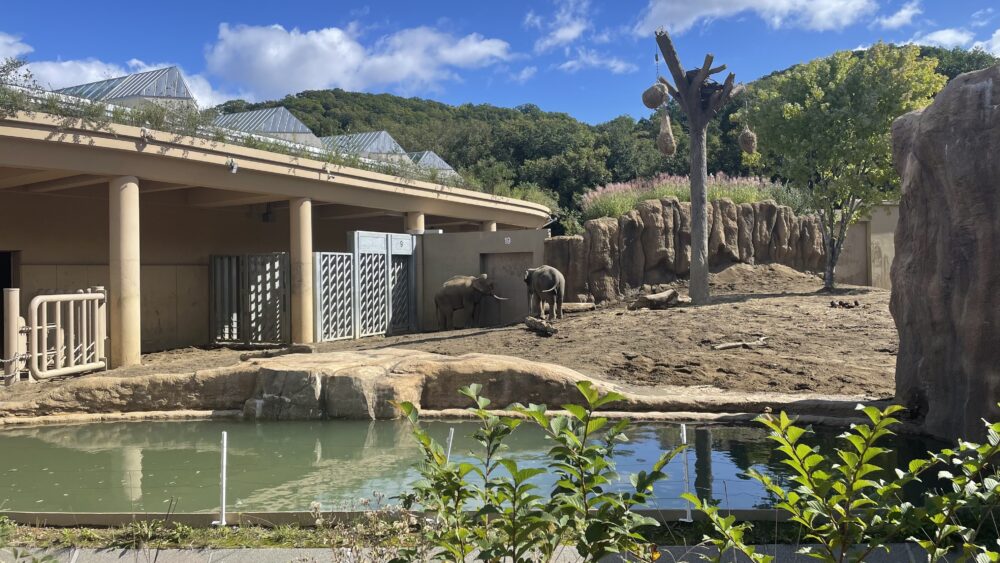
[481,220,497,232]
[290,197,314,343]
[405,212,425,234]
[109,176,141,368]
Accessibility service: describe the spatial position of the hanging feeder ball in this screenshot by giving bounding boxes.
[738,125,758,154]
[657,113,676,157]
[642,83,669,110]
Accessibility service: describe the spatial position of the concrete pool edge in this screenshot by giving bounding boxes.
[0,406,878,428]
[0,508,791,527]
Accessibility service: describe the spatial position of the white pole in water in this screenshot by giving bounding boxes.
[680,423,693,522]
[445,427,455,463]
[214,431,228,526]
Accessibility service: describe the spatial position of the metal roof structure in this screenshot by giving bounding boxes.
[320,131,406,156]
[213,106,313,134]
[408,151,456,172]
[213,107,323,148]
[54,67,194,103]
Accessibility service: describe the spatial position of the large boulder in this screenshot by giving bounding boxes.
[243,368,323,420]
[544,235,590,302]
[583,217,621,303]
[674,201,692,275]
[890,64,1000,441]
[618,209,645,293]
[753,201,779,263]
[636,199,674,284]
[736,203,756,264]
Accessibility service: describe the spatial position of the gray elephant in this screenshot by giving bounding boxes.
[524,265,565,320]
[435,274,509,330]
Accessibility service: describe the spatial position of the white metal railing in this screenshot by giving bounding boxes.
[24,287,108,380]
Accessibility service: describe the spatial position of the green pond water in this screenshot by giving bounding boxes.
[0,419,943,513]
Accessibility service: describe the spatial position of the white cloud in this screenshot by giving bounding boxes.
[534,0,591,53]
[635,0,878,34]
[874,1,922,29]
[909,28,976,48]
[511,66,538,83]
[0,32,32,59]
[558,48,637,74]
[524,11,543,29]
[205,23,512,98]
[972,8,995,28]
[972,29,1000,55]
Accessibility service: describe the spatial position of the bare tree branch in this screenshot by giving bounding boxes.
[708,73,737,116]
[659,77,687,112]
[707,64,728,76]
[655,30,688,94]
[692,54,716,88]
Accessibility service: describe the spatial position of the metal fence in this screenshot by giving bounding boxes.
[210,253,291,346]
[311,232,416,342]
[2,287,107,384]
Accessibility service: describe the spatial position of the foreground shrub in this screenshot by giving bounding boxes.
[694,405,1000,562]
[394,381,679,562]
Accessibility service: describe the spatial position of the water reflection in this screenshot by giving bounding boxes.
[0,420,944,513]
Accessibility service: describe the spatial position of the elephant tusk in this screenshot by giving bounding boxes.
[492,295,510,301]
[541,283,559,293]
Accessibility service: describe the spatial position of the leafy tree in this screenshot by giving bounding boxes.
[744,43,946,290]
[916,45,998,81]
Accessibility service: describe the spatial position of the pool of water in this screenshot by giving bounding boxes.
[0,419,943,513]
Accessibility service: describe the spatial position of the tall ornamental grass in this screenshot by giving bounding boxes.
[580,173,809,220]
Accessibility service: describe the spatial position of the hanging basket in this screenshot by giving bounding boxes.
[642,83,669,110]
[738,125,758,154]
[657,113,676,156]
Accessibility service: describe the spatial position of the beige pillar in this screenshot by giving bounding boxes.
[290,197,314,343]
[405,212,425,234]
[481,220,497,232]
[109,176,141,368]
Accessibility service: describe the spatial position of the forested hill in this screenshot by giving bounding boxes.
[215,45,997,209]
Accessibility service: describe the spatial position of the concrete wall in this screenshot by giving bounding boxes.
[419,230,547,331]
[0,190,413,351]
[838,203,898,289]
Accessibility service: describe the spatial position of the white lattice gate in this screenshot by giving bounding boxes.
[313,252,354,341]
[313,232,416,342]
[210,253,290,345]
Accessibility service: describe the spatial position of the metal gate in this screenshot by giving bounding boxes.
[210,253,290,345]
[313,252,354,341]
[313,232,416,342]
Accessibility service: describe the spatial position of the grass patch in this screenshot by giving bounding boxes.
[580,173,810,221]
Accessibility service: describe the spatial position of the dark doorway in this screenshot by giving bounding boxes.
[479,252,533,327]
[0,251,17,360]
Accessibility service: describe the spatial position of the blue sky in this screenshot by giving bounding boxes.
[2,0,998,124]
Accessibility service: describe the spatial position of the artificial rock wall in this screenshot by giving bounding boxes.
[890,64,1000,441]
[545,197,826,303]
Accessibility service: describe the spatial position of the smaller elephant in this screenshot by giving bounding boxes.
[435,274,509,330]
[524,265,565,320]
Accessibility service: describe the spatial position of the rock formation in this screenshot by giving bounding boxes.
[890,64,1000,441]
[549,198,827,303]
[0,349,871,423]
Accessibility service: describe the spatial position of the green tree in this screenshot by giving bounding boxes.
[916,45,998,80]
[744,43,946,290]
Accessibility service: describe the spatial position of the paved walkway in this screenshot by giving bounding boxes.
[0,544,944,562]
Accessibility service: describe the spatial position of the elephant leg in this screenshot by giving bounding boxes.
[462,296,476,329]
[546,295,556,320]
[556,290,564,319]
[437,307,449,331]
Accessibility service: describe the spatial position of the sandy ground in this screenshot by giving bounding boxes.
[1,264,897,401]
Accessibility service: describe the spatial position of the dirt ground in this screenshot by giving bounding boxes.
[1,264,897,401]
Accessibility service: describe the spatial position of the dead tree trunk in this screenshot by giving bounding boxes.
[655,30,743,305]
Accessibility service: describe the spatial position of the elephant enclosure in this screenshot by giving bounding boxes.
[326,263,897,397]
[2,263,896,402]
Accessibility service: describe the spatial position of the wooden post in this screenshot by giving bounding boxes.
[654,30,742,305]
